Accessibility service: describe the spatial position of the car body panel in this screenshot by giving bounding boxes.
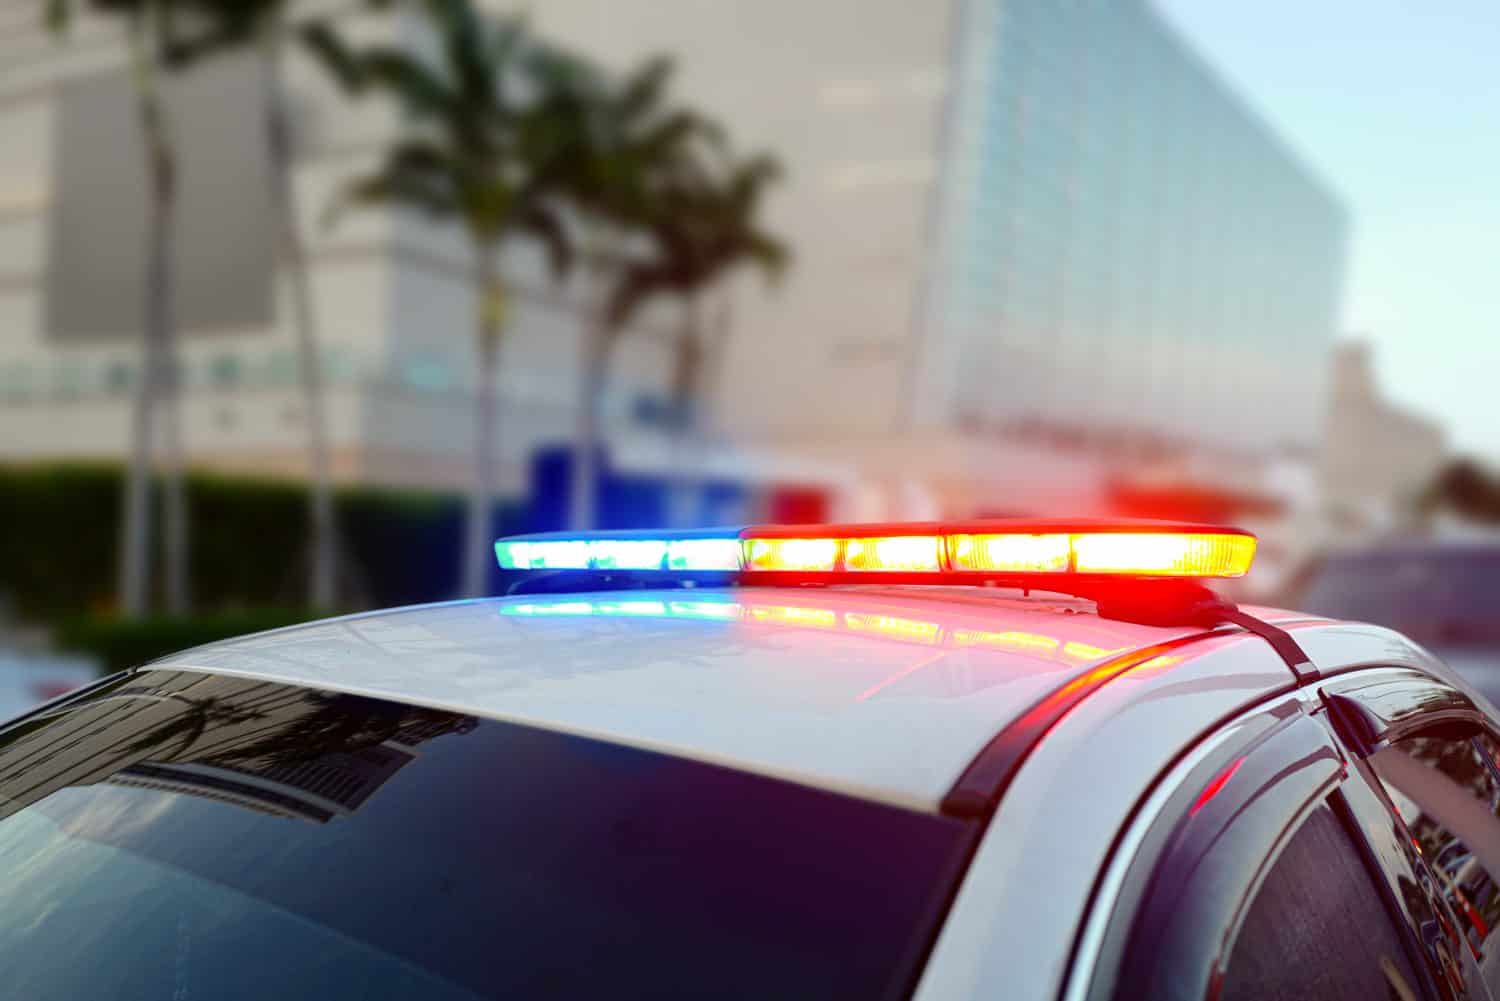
[150,587,1222,812]
[1427,648,1500,709]
[98,590,1424,1001]
[912,632,1294,1001]
[1288,619,1500,717]
[916,619,1473,1001]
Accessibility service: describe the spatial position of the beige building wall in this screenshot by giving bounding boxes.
[1323,341,1447,521]
[0,3,679,494]
[520,0,959,438]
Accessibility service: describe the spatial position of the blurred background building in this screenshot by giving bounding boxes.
[2,5,702,497]
[2,1,1352,514]
[0,0,1463,632]
[1323,340,1448,533]
[531,0,1353,525]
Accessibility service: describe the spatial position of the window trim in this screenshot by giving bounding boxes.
[1066,658,1484,1001]
[1070,696,1350,1001]
[1322,668,1488,758]
[1323,666,1500,1000]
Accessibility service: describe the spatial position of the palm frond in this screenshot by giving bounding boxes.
[517,202,574,280]
[361,49,456,117]
[386,137,466,177]
[325,166,458,228]
[45,0,73,33]
[300,21,365,92]
[615,56,673,124]
[433,0,493,106]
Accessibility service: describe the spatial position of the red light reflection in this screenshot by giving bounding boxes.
[1190,756,1246,817]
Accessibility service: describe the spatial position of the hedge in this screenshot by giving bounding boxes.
[0,462,525,623]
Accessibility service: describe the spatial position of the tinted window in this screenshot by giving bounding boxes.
[1221,802,1423,1001]
[1373,732,1500,992]
[1296,550,1500,645]
[0,670,971,1000]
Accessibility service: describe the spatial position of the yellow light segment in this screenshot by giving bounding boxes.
[948,533,1071,573]
[1070,532,1256,578]
[744,537,839,572]
[844,535,943,572]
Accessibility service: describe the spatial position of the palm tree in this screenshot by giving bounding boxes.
[269,12,337,610]
[551,56,750,530]
[304,3,574,597]
[165,0,338,609]
[47,0,191,617]
[573,138,788,529]
[625,152,786,419]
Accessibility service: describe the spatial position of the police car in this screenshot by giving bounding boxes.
[3,520,1500,1001]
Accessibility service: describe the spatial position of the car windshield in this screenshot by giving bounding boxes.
[0,670,971,1000]
[1294,548,1500,645]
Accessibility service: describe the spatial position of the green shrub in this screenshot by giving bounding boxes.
[0,462,524,622]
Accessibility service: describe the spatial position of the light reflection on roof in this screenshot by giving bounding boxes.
[500,596,1127,667]
[153,589,1277,812]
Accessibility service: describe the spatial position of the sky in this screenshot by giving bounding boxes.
[1153,1,1500,458]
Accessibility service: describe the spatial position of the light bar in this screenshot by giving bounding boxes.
[745,538,838,572]
[666,538,742,572]
[495,532,740,573]
[590,539,667,571]
[844,536,943,572]
[949,533,1070,573]
[947,530,1254,578]
[1071,532,1257,577]
[495,521,1256,580]
[493,539,592,570]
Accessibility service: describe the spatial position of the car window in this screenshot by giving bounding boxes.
[1372,731,1500,994]
[1220,801,1424,1001]
[1296,550,1500,645]
[0,670,973,1000]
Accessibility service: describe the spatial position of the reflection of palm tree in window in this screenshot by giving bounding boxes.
[103,684,479,823]
[203,693,477,772]
[122,694,267,761]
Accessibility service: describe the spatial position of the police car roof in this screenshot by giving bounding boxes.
[150,586,1317,813]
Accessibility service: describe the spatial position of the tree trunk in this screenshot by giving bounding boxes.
[665,296,702,526]
[160,307,189,617]
[263,31,336,610]
[670,295,704,421]
[118,158,157,619]
[699,289,734,432]
[151,92,188,615]
[570,310,611,532]
[120,15,177,618]
[464,245,504,597]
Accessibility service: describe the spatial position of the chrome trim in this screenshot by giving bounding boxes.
[1058,690,1304,1001]
[1063,656,1476,1000]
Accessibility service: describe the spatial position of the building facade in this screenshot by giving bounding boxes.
[918,0,1349,450]
[0,4,692,497]
[0,0,1348,514]
[1323,341,1448,529]
[531,0,1349,460]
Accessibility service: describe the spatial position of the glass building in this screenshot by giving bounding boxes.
[914,0,1350,451]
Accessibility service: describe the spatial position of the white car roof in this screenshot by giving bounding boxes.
[152,586,1305,813]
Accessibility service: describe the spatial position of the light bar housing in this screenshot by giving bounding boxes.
[495,519,1256,582]
[495,528,744,574]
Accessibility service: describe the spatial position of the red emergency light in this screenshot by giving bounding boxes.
[734,520,1255,580]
